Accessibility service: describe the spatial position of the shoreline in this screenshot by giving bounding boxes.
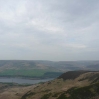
[0,77,54,84]
[0,76,55,80]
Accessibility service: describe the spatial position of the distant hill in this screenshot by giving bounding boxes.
[0,60,99,78]
[0,60,63,78]
[86,64,99,70]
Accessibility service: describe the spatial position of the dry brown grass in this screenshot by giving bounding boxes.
[0,71,99,99]
[0,84,36,99]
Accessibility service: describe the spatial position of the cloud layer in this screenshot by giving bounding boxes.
[0,0,99,61]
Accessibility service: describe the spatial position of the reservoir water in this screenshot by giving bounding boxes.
[0,77,54,84]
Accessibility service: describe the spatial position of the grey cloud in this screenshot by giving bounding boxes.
[0,0,99,60]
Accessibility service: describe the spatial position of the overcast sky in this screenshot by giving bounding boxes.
[0,0,99,61]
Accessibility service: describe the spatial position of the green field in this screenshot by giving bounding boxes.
[0,69,48,77]
[0,69,62,78]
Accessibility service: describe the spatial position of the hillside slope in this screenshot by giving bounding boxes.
[20,71,99,99]
[0,71,99,99]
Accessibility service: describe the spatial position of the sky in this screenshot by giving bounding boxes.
[0,0,99,61]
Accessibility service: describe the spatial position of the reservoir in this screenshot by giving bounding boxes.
[0,77,54,84]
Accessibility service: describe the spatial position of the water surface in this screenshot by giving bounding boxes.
[0,77,54,84]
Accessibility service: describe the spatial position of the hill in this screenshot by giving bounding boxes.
[22,71,99,99]
[0,60,63,78]
[0,70,99,99]
[87,64,99,70]
[0,60,99,78]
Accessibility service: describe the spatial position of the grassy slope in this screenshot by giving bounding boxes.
[0,83,36,99]
[20,71,99,99]
[57,82,99,99]
[1,71,99,99]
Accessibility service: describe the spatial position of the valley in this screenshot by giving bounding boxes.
[0,70,99,99]
[0,60,99,99]
[0,60,99,79]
